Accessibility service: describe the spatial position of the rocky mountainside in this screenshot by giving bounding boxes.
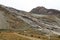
[0,5,60,40]
[30,6,60,15]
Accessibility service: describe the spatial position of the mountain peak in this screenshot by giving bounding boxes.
[30,6,60,15]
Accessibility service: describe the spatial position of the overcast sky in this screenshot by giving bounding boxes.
[0,0,60,12]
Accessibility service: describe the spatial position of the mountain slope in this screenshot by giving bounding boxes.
[0,5,60,40]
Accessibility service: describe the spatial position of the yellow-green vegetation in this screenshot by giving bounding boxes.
[18,28,60,40]
[50,35,60,40]
[17,29,49,40]
[0,32,31,40]
[0,32,60,40]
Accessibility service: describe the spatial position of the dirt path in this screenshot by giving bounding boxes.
[13,33,41,40]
